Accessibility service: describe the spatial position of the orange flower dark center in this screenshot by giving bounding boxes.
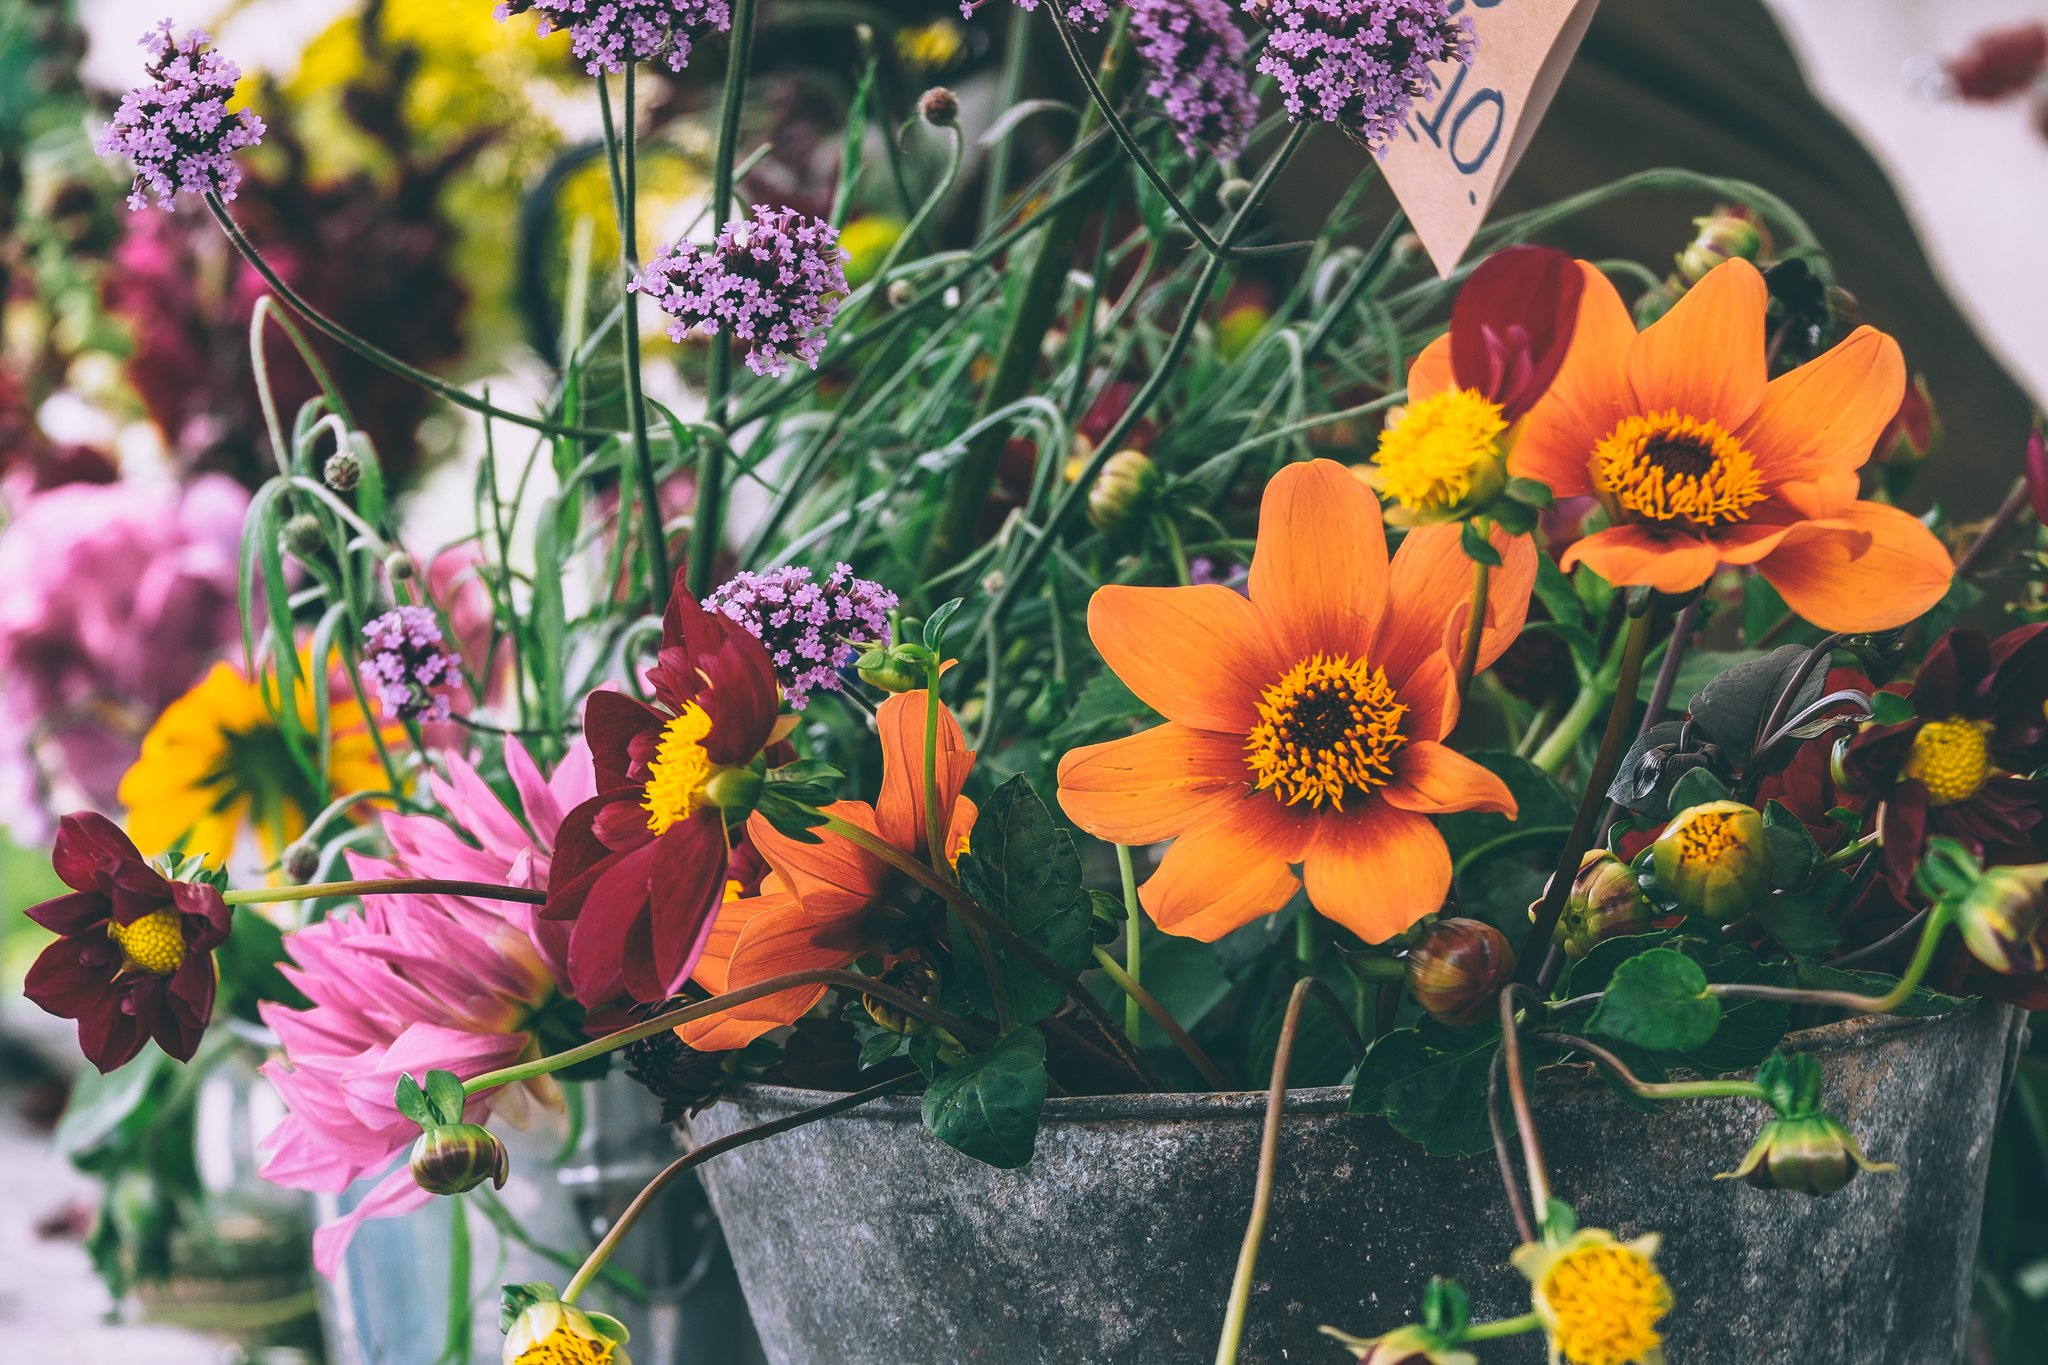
[1905,716,1993,806]
[109,909,186,976]
[1594,410,1766,528]
[1245,654,1407,810]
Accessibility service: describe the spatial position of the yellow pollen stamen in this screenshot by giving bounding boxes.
[513,1327,616,1365]
[1371,386,1508,516]
[641,703,715,836]
[1245,654,1408,811]
[1593,409,1767,528]
[1675,810,1743,866]
[108,909,187,977]
[1905,716,1995,807]
[1542,1243,1672,1365]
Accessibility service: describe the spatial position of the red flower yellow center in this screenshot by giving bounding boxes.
[1593,409,1767,528]
[642,703,714,835]
[1905,716,1994,806]
[1540,1243,1672,1365]
[108,908,187,977]
[1371,386,1508,516]
[1245,654,1407,810]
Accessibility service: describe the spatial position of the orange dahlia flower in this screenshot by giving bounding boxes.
[1504,258,1952,631]
[1056,459,1533,943]
[680,689,975,1051]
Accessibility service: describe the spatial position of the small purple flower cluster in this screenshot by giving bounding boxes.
[633,207,850,378]
[359,607,463,723]
[1246,0,1473,149]
[706,564,897,710]
[961,1,1115,34]
[495,0,732,76]
[96,22,266,212]
[1129,0,1257,159]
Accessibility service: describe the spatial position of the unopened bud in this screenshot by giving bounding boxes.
[1321,1323,1469,1364]
[919,87,960,128]
[323,450,362,492]
[1555,850,1653,959]
[385,551,418,582]
[701,763,765,815]
[1674,206,1770,285]
[1085,450,1160,534]
[1954,864,2048,976]
[886,279,917,309]
[282,513,325,559]
[1651,801,1770,921]
[1717,1113,1895,1197]
[282,840,321,883]
[863,958,938,1036]
[409,1122,509,1196]
[1217,178,1254,214]
[1405,918,1515,1028]
[1875,374,1939,474]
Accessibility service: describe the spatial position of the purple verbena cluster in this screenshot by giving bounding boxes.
[1245,0,1473,149]
[95,21,266,212]
[495,0,732,76]
[706,564,897,710]
[632,206,850,378]
[360,607,463,724]
[960,1,1115,34]
[1129,0,1257,159]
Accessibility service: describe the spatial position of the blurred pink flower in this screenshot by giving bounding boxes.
[256,738,594,1275]
[0,475,248,837]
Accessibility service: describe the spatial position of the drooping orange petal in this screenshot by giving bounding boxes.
[1740,326,1904,484]
[1057,723,1250,846]
[1769,472,1861,522]
[678,892,842,1051]
[1139,799,1309,942]
[1246,458,1389,661]
[1300,803,1452,943]
[1626,259,1768,429]
[1560,524,1724,594]
[1508,261,1636,498]
[746,802,886,911]
[1373,521,1535,685]
[1406,333,1454,402]
[1088,584,1282,732]
[874,690,975,859]
[1756,500,1955,633]
[1383,741,1518,816]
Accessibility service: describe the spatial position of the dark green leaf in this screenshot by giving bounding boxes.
[1752,882,1842,956]
[1672,942,1794,1075]
[1588,949,1720,1052]
[1047,669,1154,749]
[1871,690,1914,725]
[1504,476,1556,509]
[394,1073,432,1129]
[1533,551,1586,629]
[1460,519,1503,566]
[954,776,1092,1024]
[858,1032,903,1070]
[921,1029,1047,1169]
[424,1070,468,1128]
[922,597,965,653]
[1687,644,1822,765]
[1636,649,1766,710]
[1761,801,1822,889]
[1667,765,1731,812]
[1348,1019,1504,1156]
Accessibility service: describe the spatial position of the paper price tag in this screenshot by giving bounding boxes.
[1379,0,1603,277]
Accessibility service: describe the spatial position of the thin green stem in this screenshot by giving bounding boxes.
[599,68,671,604]
[1463,1313,1544,1342]
[1455,553,1490,705]
[221,878,547,907]
[438,1197,471,1365]
[1715,904,1948,1014]
[923,667,1016,1034]
[1537,1032,1769,1103]
[1091,946,1232,1090]
[1116,843,1142,1044]
[1499,988,1551,1219]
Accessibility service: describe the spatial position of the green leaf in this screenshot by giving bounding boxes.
[921,1029,1047,1169]
[954,776,1092,1024]
[1792,959,1974,1017]
[1761,801,1822,889]
[1533,550,1584,631]
[424,1070,468,1128]
[1752,883,1842,956]
[1460,519,1503,566]
[1667,765,1731,812]
[1672,942,1793,1075]
[1504,476,1556,509]
[1046,670,1154,749]
[1871,690,1914,725]
[1348,1019,1504,1157]
[53,1049,173,1158]
[922,597,965,653]
[1635,648,1766,710]
[1687,644,1823,765]
[394,1073,432,1129]
[1588,949,1721,1052]
[858,1032,903,1070]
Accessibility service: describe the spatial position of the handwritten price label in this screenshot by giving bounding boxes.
[1380,0,1602,276]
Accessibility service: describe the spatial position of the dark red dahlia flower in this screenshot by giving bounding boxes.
[22,813,231,1072]
[545,572,783,1006]
[1841,622,2048,884]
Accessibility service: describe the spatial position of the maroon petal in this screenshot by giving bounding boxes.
[566,839,661,1004]
[1912,635,1963,719]
[593,798,656,853]
[24,891,110,937]
[108,860,176,926]
[584,691,664,789]
[1450,245,1582,420]
[50,812,142,893]
[155,967,215,1062]
[649,813,731,992]
[698,646,780,766]
[2026,428,2047,528]
[79,987,149,1074]
[171,881,234,950]
[1881,784,1929,885]
[24,941,112,1020]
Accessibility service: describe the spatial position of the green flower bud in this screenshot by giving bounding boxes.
[282,513,325,559]
[409,1122,509,1197]
[1652,801,1770,921]
[1674,206,1770,285]
[323,450,362,492]
[862,958,938,1036]
[1715,1113,1895,1197]
[701,763,765,816]
[1217,178,1254,214]
[385,551,419,582]
[1319,1323,1476,1365]
[1556,851,1653,959]
[1405,918,1515,1028]
[1953,864,2048,976]
[856,645,925,695]
[1086,449,1161,535]
[282,839,321,883]
[502,1297,630,1365]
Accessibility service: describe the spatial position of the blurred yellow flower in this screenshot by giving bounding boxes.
[1512,1228,1672,1365]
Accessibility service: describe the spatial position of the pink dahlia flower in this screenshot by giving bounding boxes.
[257,738,594,1274]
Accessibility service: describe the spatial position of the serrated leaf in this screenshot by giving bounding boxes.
[1348,1019,1504,1157]
[921,1029,1047,1169]
[1588,949,1720,1052]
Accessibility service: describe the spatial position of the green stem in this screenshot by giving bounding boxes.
[1463,1313,1544,1342]
[438,1196,471,1365]
[221,878,547,907]
[1541,1032,1770,1102]
[1529,678,1606,776]
[1116,843,1142,1044]
[1091,946,1232,1090]
[923,666,1017,1034]
[1716,904,1949,1015]
[1164,519,1193,587]
[1455,553,1490,705]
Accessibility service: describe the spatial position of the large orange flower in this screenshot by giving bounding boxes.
[1056,459,1533,943]
[1499,258,1952,631]
[680,690,975,1051]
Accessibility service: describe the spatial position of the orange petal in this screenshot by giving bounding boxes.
[746,803,886,910]
[1246,459,1389,661]
[1560,524,1723,595]
[874,690,975,859]
[679,893,840,1051]
[1088,583,1281,732]
[1740,326,1904,484]
[1756,501,1955,633]
[1770,473,1861,522]
[1057,723,1249,846]
[1509,261,1636,498]
[1627,259,1768,429]
[1301,803,1452,943]
[1406,333,1454,402]
[1383,741,1518,816]
[1373,522,1535,685]
[1139,799,1308,942]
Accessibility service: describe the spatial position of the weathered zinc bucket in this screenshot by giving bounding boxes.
[688,1004,2023,1365]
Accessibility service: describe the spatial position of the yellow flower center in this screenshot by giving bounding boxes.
[1371,386,1508,516]
[641,703,714,836]
[108,909,187,977]
[1594,410,1767,528]
[1245,654,1408,810]
[1675,810,1744,867]
[513,1327,615,1365]
[1542,1243,1673,1365]
[1905,716,1994,807]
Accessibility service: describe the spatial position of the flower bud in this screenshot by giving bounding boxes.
[385,551,419,582]
[282,839,321,883]
[856,645,924,694]
[1954,864,2048,976]
[1875,374,1939,476]
[1555,851,1653,959]
[282,513,325,559]
[863,958,939,1036]
[1086,450,1160,534]
[323,450,362,492]
[701,763,764,815]
[1651,801,1770,921]
[1674,206,1770,285]
[1715,1113,1895,1197]
[409,1122,509,1196]
[886,279,917,309]
[1217,178,1254,214]
[1405,918,1515,1028]
[1218,303,1271,363]
[919,87,960,128]
[1320,1323,1471,1364]
[503,1298,631,1365]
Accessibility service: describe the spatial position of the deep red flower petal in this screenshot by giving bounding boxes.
[23,940,110,1019]
[567,839,662,1004]
[50,812,144,893]
[1881,783,1929,885]
[171,881,233,951]
[78,986,149,1074]
[1449,245,1583,420]
[159,963,217,1060]
[584,691,665,790]
[23,891,110,937]
[649,814,731,993]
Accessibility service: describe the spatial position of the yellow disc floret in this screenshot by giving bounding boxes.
[1540,1240,1673,1365]
[1594,410,1767,528]
[109,909,187,977]
[641,704,715,836]
[1245,654,1408,810]
[1371,386,1509,518]
[512,1326,616,1365]
[1905,716,1995,806]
